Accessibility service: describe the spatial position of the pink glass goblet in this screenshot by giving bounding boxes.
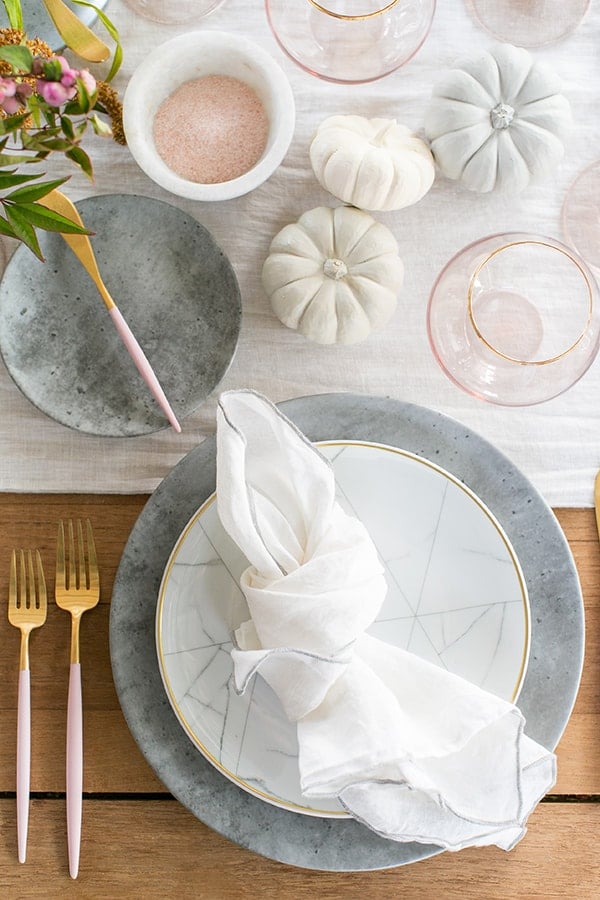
[265,0,436,84]
[123,0,225,24]
[465,0,590,48]
[427,233,600,406]
[562,159,600,272]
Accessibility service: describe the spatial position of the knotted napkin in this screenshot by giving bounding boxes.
[216,390,556,850]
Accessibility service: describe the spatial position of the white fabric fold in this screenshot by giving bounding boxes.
[216,389,556,851]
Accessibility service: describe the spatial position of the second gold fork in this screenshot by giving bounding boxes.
[55,519,100,880]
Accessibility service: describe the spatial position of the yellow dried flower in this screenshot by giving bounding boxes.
[96,80,126,146]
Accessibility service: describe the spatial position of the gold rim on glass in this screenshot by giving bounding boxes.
[307,0,400,20]
[467,239,594,366]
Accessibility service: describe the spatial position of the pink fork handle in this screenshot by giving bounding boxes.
[67,662,82,880]
[17,668,30,864]
[108,306,182,433]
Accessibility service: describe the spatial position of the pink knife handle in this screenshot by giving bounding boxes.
[66,662,82,880]
[108,306,182,433]
[16,668,30,864]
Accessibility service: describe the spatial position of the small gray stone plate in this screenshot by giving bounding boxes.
[0,194,241,436]
[110,394,584,871]
[0,0,109,52]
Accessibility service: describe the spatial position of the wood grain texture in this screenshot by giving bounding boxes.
[0,496,597,893]
[0,800,598,898]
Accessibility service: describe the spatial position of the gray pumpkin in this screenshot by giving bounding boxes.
[424,43,572,193]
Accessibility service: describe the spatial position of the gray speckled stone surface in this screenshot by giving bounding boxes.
[0,194,241,436]
[0,0,108,51]
[109,394,584,871]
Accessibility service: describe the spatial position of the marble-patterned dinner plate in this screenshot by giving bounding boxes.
[0,194,241,436]
[0,0,109,52]
[156,441,529,817]
[110,394,584,871]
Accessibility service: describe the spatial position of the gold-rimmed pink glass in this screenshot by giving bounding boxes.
[265,0,436,84]
[427,232,600,406]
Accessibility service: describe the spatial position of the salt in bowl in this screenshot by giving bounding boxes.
[123,31,296,201]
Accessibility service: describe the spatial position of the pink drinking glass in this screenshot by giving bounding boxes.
[465,0,590,48]
[265,0,436,84]
[427,233,600,406]
[562,159,600,272]
[123,0,226,24]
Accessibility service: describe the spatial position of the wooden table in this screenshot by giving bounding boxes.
[0,495,598,898]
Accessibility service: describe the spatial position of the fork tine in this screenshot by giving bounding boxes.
[86,520,99,591]
[57,520,66,590]
[35,550,47,613]
[76,519,87,590]
[67,520,76,591]
[9,549,17,611]
[18,550,26,610]
[26,551,35,610]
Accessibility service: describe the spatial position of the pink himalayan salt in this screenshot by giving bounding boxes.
[153,75,269,184]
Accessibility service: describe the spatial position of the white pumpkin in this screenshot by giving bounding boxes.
[262,206,404,346]
[309,115,435,211]
[424,43,572,193]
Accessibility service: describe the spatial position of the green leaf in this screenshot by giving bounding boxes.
[4,205,43,259]
[33,138,74,152]
[0,112,29,132]
[0,214,17,240]
[69,0,123,80]
[66,145,93,179]
[41,0,110,63]
[0,171,43,190]
[0,45,33,72]
[5,177,69,203]
[5,201,92,234]
[89,112,112,138]
[0,153,33,167]
[41,58,63,81]
[1,0,23,29]
[60,115,75,140]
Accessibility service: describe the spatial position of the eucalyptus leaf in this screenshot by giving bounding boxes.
[0,215,17,240]
[5,177,70,203]
[6,201,92,234]
[4,205,43,259]
[0,171,43,190]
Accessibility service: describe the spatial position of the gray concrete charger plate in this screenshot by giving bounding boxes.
[0,194,241,436]
[0,0,109,52]
[109,394,584,871]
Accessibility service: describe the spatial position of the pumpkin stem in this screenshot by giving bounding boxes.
[490,103,515,130]
[323,257,348,280]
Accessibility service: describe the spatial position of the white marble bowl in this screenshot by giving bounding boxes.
[123,31,295,201]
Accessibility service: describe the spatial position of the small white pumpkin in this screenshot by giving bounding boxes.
[309,115,435,211]
[262,206,404,346]
[424,43,572,193]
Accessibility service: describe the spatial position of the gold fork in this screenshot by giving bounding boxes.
[55,520,100,880]
[8,549,47,864]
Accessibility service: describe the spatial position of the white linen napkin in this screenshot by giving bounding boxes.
[216,389,556,850]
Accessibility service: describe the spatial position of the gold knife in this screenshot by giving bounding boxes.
[595,471,600,541]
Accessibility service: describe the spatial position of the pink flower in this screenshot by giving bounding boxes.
[56,55,78,87]
[36,78,76,106]
[0,77,20,114]
[78,69,96,96]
